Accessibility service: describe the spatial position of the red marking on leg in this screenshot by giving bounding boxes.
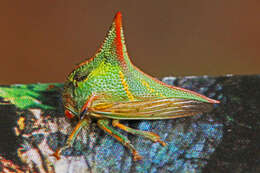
[80,94,99,113]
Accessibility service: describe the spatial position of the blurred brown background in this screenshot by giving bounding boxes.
[0,1,259,84]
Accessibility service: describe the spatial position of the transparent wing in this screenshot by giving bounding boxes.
[89,98,214,120]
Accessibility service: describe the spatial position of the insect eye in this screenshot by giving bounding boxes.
[73,72,90,82]
[65,109,75,119]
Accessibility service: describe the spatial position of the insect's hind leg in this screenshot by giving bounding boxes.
[97,119,142,161]
[112,120,166,146]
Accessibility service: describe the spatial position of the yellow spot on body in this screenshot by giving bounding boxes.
[87,61,110,80]
[17,117,25,130]
[119,71,134,101]
[141,79,164,97]
[141,80,149,88]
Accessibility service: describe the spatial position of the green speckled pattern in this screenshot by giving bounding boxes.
[63,12,217,117]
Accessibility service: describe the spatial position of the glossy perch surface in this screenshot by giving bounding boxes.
[54,12,219,161]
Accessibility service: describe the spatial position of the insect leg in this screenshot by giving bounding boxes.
[97,119,142,161]
[112,120,166,146]
[52,118,90,159]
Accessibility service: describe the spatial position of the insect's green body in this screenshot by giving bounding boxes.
[55,12,219,160]
[63,12,217,119]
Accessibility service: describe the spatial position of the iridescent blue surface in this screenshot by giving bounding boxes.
[82,118,223,172]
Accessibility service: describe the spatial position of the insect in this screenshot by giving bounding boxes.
[53,12,219,161]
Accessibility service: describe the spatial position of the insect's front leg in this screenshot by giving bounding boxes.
[52,117,91,159]
[112,120,166,146]
[97,119,142,161]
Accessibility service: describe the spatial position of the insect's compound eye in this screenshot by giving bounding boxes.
[65,109,75,119]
